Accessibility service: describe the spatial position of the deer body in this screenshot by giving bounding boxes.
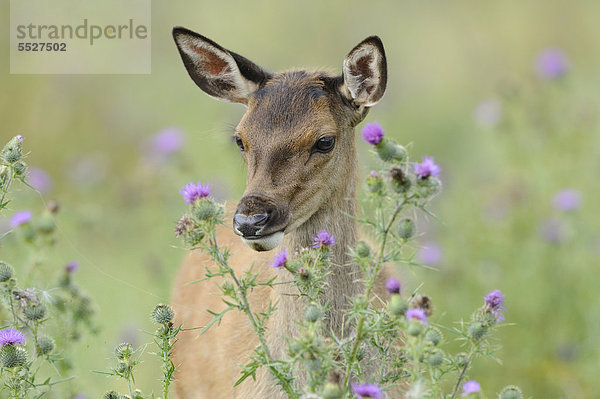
[171,28,388,398]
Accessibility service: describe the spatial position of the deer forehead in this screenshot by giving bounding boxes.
[238,71,341,144]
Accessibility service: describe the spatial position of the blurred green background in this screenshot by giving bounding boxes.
[1,0,599,397]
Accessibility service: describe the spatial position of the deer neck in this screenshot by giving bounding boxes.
[273,137,361,337]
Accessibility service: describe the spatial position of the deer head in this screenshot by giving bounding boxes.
[173,28,387,251]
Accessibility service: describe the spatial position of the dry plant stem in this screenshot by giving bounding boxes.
[450,347,475,399]
[344,200,405,388]
[207,232,298,399]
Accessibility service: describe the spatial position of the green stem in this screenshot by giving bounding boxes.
[344,201,404,388]
[208,233,298,399]
[449,347,475,399]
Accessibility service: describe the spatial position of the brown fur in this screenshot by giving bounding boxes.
[171,30,389,398]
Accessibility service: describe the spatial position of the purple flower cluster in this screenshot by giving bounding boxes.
[312,229,336,249]
[352,383,382,399]
[180,181,210,204]
[385,278,401,295]
[484,289,505,322]
[0,328,25,346]
[461,380,481,396]
[271,248,288,269]
[10,210,32,228]
[552,189,581,212]
[361,122,385,145]
[414,156,441,179]
[405,308,428,325]
[535,48,569,80]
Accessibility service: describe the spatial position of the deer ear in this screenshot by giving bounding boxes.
[173,27,271,104]
[341,36,387,108]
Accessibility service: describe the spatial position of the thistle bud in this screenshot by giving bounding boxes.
[103,391,121,399]
[37,213,56,234]
[468,321,488,341]
[397,218,416,240]
[304,305,321,323]
[498,385,523,399]
[192,198,221,221]
[375,139,407,163]
[407,320,424,336]
[0,261,14,282]
[115,343,132,360]
[36,336,55,355]
[389,295,409,316]
[297,267,309,279]
[0,345,28,368]
[151,304,175,324]
[416,176,442,198]
[424,327,443,346]
[366,171,383,194]
[115,361,128,374]
[2,135,24,164]
[322,382,343,399]
[24,303,46,321]
[425,349,444,366]
[355,241,370,258]
[13,161,27,176]
[389,166,411,193]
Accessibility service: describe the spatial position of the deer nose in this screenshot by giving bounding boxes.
[233,213,269,237]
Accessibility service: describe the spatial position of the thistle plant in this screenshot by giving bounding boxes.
[102,303,182,399]
[175,123,525,398]
[0,135,96,398]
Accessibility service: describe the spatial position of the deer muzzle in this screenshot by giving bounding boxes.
[233,195,290,252]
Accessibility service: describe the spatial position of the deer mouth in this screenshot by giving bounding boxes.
[240,231,285,252]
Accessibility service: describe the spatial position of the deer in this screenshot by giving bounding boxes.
[171,27,390,399]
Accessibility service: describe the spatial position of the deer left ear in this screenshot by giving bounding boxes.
[341,36,387,109]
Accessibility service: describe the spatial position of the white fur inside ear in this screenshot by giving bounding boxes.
[343,45,383,107]
[178,35,258,101]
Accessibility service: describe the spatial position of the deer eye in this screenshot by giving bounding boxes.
[234,136,245,152]
[313,137,336,153]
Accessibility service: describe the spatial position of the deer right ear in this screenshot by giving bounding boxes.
[172,27,271,104]
[341,36,387,109]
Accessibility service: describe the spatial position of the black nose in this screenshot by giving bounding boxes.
[233,213,269,237]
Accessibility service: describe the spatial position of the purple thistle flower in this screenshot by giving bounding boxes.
[414,156,441,179]
[370,170,378,178]
[352,383,382,399]
[0,328,26,346]
[65,261,79,274]
[484,289,505,322]
[461,380,481,396]
[10,210,32,228]
[152,127,185,156]
[312,229,336,249]
[27,167,53,194]
[405,308,428,325]
[16,135,23,142]
[535,48,569,80]
[473,98,502,127]
[180,181,210,204]
[361,122,385,145]
[552,189,581,212]
[271,248,288,269]
[385,278,401,295]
